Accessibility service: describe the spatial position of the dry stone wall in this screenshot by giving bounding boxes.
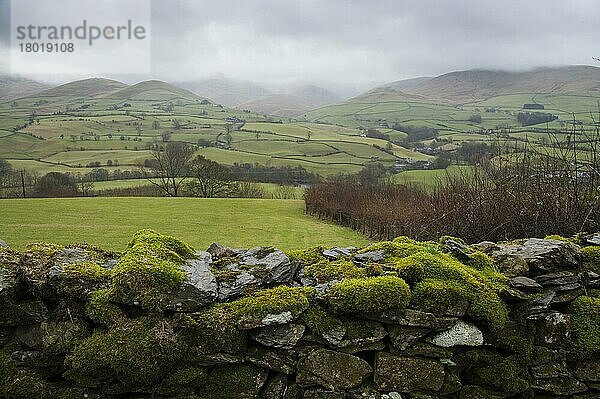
[0,230,599,399]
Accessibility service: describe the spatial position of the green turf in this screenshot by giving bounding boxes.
[0,197,369,251]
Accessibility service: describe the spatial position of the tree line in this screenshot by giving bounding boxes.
[305,135,600,242]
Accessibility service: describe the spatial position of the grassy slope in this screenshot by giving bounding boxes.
[0,197,369,251]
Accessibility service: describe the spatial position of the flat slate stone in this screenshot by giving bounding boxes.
[250,323,305,349]
[297,349,372,390]
[374,352,445,393]
[510,276,543,290]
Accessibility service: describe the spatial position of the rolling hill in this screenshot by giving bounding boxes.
[382,65,600,104]
[107,80,201,101]
[2,65,599,185]
[0,76,51,101]
[34,78,127,99]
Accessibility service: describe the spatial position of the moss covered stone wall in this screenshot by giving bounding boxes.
[0,231,599,398]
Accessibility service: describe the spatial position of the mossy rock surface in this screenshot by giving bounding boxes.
[1,229,598,398]
[296,348,372,390]
[570,295,600,359]
[327,275,411,314]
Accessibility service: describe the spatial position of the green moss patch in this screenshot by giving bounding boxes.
[472,355,530,394]
[286,246,326,267]
[216,285,313,328]
[157,366,209,396]
[64,317,186,389]
[57,262,112,299]
[304,259,367,283]
[327,275,410,314]
[581,246,600,274]
[570,295,600,359]
[395,250,508,331]
[108,229,193,310]
[0,352,49,399]
[301,305,344,336]
[357,237,439,261]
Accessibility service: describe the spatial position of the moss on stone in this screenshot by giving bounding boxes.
[157,366,209,395]
[126,229,195,261]
[439,235,467,245]
[464,251,496,271]
[286,246,326,267]
[357,238,439,261]
[211,256,238,269]
[200,364,267,399]
[411,278,468,315]
[569,295,600,359]
[544,234,571,242]
[20,243,63,294]
[85,288,126,326]
[0,351,49,399]
[42,320,91,355]
[253,246,276,259]
[182,310,247,356]
[395,250,508,331]
[581,246,600,274]
[57,262,112,299]
[327,275,410,314]
[211,267,242,284]
[301,305,344,336]
[109,229,192,310]
[304,259,367,283]
[64,242,118,263]
[64,317,186,389]
[472,355,530,394]
[216,285,314,327]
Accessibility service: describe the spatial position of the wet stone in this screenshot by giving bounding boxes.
[374,352,445,393]
[297,349,372,391]
[250,323,305,349]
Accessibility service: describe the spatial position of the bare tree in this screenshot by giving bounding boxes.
[185,155,233,198]
[145,142,194,197]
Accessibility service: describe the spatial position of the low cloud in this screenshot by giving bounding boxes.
[1,0,598,88]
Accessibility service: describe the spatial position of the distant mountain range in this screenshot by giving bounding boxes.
[3,65,599,114]
[367,65,600,104]
[176,78,342,117]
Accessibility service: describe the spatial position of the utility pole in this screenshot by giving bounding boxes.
[20,170,26,198]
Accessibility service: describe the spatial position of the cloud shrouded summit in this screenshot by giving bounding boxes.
[0,0,598,89]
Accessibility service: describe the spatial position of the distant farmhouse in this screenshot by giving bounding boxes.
[523,103,545,110]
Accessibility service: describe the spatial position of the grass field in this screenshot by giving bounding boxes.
[0,197,369,251]
[393,165,473,188]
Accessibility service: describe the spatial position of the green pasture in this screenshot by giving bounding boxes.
[0,197,369,251]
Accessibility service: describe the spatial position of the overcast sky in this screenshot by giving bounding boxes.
[1,0,598,91]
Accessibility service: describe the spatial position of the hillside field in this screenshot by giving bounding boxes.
[0,197,369,251]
